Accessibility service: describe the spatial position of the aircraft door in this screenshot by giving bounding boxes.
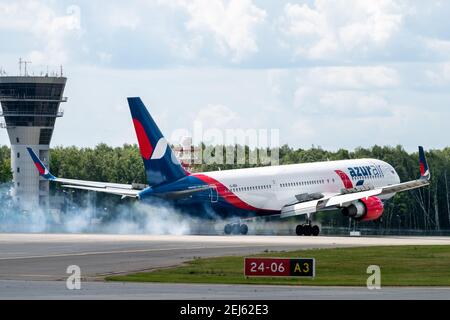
[210,185,218,203]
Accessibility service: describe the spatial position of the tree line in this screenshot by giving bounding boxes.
[1,143,450,230]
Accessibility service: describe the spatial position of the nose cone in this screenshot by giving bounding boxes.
[380,160,400,184]
[394,170,401,184]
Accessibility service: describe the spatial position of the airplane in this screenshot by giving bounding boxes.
[27,97,431,236]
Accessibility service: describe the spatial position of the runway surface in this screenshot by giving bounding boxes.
[1,280,450,300]
[1,233,449,281]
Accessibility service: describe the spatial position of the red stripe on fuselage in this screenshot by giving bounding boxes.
[335,170,353,189]
[192,173,259,211]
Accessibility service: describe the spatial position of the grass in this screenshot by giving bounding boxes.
[106,246,450,286]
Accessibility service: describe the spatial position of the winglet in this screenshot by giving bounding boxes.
[26,147,56,180]
[418,146,430,180]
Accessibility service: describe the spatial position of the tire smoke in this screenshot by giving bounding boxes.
[0,184,202,235]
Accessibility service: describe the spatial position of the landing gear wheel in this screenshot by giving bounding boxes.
[311,225,320,236]
[239,224,248,235]
[303,224,312,236]
[224,224,232,235]
[231,223,241,235]
[295,225,304,236]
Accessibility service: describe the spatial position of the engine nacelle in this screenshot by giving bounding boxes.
[341,196,384,222]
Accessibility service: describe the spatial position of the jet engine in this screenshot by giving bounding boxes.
[341,196,384,221]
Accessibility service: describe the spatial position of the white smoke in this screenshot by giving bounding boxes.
[89,202,193,235]
[0,184,202,235]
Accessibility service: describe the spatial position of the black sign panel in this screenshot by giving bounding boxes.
[289,258,315,277]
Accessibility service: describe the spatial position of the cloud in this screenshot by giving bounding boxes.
[280,0,403,60]
[425,62,450,85]
[194,104,239,129]
[0,1,82,65]
[303,66,400,89]
[267,69,290,96]
[294,86,392,118]
[166,0,266,62]
[287,102,431,150]
[423,38,450,58]
[264,66,400,118]
[104,6,141,30]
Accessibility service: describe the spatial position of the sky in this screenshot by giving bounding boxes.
[0,0,450,151]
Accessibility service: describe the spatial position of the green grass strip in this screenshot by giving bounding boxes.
[106,245,450,286]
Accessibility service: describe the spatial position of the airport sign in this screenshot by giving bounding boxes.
[244,258,315,278]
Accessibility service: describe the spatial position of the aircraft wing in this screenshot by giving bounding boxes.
[61,184,140,197]
[153,185,213,200]
[27,148,141,198]
[281,146,431,218]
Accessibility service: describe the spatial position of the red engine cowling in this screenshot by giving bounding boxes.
[341,196,384,221]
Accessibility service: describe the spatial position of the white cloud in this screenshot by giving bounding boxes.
[294,86,391,118]
[425,62,450,85]
[0,1,82,64]
[105,6,141,30]
[287,102,432,150]
[167,35,204,61]
[303,66,400,89]
[267,69,288,96]
[424,38,450,58]
[280,0,403,59]
[291,65,400,118]
[194,104,238,129]
[97,52,113,64]
[166,0,266,62]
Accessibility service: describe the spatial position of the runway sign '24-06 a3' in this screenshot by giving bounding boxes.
[244,258,315,277]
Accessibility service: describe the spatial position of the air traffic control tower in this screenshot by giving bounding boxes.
[0,67,67,209]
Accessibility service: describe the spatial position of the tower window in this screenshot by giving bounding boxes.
[16,137,19,143]
[17,167,20,173]
[17,152,20,158]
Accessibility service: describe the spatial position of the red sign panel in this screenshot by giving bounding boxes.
[244,258,315,277]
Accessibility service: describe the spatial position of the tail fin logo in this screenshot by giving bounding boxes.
[35,161,45,175]
[33,160,50,176]
[151,138,168,160]
[132,118,168,160]
[133,118,153,159]
[418,146,430,179]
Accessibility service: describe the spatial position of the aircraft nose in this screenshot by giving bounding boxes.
[394,170,401,184]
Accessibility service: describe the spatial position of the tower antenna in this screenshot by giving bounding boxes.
[23,60,31,76]
[19,58,32,76]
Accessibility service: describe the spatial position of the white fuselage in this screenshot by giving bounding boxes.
[200,158,401,211]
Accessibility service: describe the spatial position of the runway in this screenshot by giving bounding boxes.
[1,233,449,281]
[1,280,450,300]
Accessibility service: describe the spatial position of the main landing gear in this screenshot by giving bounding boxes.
[296,224,320,236]
[224,223,248,235]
